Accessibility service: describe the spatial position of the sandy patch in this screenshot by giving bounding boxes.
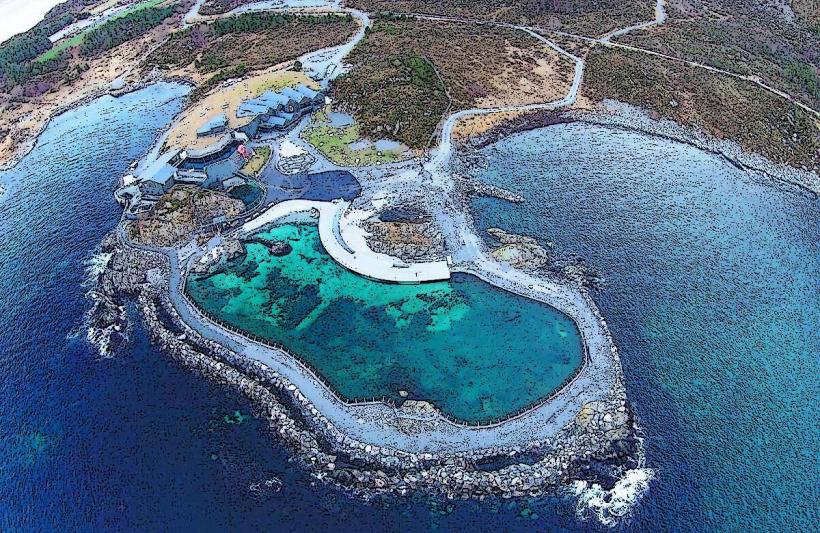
[164,68,319,150]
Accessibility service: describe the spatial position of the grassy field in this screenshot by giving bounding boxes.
[301,124,403,166]
[332,14,573,148]
[35,0,167,63]
[241,145,271,176]
[583,46,820,171]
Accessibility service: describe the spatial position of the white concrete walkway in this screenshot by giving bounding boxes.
[240,199,451,283]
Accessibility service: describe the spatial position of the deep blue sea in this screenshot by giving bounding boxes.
[0,84,593,532]
[0,84,816,531]
[470,123,820,532]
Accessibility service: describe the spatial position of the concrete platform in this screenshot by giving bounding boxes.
[240,199,451,283]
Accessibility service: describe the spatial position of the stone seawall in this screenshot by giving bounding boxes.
[91,231,644,502]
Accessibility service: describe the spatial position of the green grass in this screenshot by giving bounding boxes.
[34,0,165,63]
[785,61,819,98]
[35,32,85,63]
[301,124,403,167]
[240,145,271,176]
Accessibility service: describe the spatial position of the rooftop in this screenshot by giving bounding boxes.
[139,148,182,185]
[295,84,319,99]
[237,102,272,118]
[196,114,228,136]
[143,163,177,186]
[281,86,309,102]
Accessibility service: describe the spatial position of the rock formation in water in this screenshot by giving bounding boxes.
[487,228,552,272]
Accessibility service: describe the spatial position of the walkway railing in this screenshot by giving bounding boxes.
[179,265,591,429]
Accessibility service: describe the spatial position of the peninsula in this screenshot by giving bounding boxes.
[4,0,816,527]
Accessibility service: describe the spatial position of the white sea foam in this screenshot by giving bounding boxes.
[76,249,123,358]
[571,467,655,527]
[83,251,112,283]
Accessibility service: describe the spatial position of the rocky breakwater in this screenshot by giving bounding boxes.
[487,228,552,272]
[143,286,644,504]
[189,239,245,277]
[485,228,602,288]
[456,175,525,204]
[86,231,168,354]
[89,226,646,522]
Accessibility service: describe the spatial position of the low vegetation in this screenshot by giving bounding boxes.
[80,1,175,57]
[241,145,271,176]
[146,12,355,72]
[189,64,247,101]
[332,14,573,148]
[199,0,253,16]
[583,47,820,171]
[145,12,356,101]
[347,0,653,35]
[301,124,404,166]
[128,185,245,247]
[35,0,168,62]
[620,0,820,109]
[0,0,180,92]
[0,0,98,89]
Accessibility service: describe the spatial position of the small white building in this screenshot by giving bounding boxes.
[137,150,181,197]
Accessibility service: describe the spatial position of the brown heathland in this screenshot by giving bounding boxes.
[332,15,574,148]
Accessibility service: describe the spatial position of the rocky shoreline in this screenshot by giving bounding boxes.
[466,100,820,197]
[88,228,646,509]
[0,71,194,173]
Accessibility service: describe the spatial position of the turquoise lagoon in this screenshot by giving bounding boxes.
[186,224,584,423]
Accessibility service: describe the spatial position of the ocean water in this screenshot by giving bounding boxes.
[2,83,814,530]
[186,223,583,423]
[0,84,602,531]
[469,123,820,531]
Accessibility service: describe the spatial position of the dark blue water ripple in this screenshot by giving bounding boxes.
[470,123,820,532]
[0,84,596,531]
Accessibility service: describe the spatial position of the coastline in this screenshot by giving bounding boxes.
[568,102,820,197]
[77,10,645,503]
[466,100,820,197]
[0,73,195,173]
[94,231,644,502]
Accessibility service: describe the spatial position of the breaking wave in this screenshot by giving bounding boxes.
[75,249,126,358]
[83,251,112,284]
[571,466,654,527]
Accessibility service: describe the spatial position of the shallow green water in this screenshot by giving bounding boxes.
[186,223,583,423]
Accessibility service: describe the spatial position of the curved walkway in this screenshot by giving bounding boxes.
[240,199,451,282]
[131,0,631,455]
